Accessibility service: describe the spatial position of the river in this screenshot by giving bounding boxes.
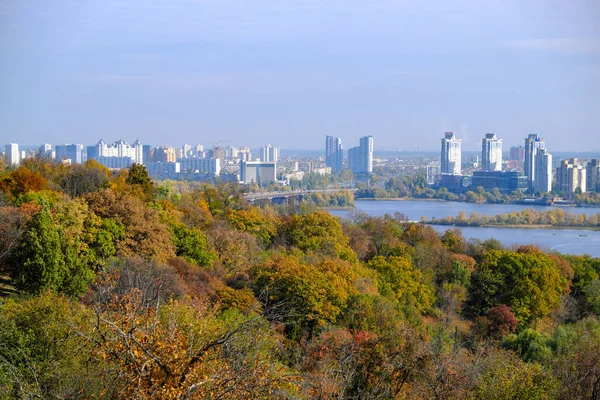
[329,200,600,257]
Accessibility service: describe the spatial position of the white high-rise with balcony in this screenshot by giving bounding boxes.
[481,133,502,171]
[441,132,461,175]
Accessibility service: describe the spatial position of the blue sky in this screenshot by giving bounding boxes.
[1,0,599,151]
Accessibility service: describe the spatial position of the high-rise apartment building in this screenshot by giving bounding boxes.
[587,159,600,192]
[260,144,279,163]
[5,143,20,165]
[557,158,587,194]
[481,133,502,171]
[524,134,546,193]
[348,136,373,174]
[56,144,84,164]
[533,148,552,193]
[441,132,461,175]
[39,144,53,159]
[87,139,144,166]
[154,146,177,163]
[508,145,525,170]
[238,146,252,162]
[325,136,343,173]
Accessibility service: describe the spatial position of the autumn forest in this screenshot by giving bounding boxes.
[0,158,599,399]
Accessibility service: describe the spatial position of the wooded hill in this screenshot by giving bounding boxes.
[0,158,599,399]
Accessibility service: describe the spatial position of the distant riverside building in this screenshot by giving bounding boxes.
[56,144,84,164]
[426,162,441,185]
[533,148,552,194]
[557,158,586,194]
[510,146,525,162]
[260,144,279,163]
[509,145,525,170]
[5,143,20,165]
[325,136,343,173]
[440,132,461,175]
[240,161,276,184]
[587,159,600,192]
[348,135,373,174]
[471,171,527,194]
[524,134,546,193]
[481,133,502,172]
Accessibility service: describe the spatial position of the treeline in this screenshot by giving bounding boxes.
[358,170,528,203]
[0,157,600,399]
[429,208,600,229]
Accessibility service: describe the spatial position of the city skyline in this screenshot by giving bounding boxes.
[1,1,599,151]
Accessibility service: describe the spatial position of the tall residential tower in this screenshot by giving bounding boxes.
[481,133,502,171]
[441,132,461,175]
[524,134,549,194]
[325,136,343,173]
[348,135,373,174]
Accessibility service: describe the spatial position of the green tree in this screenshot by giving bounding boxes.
[366,255,434,317]
[125,163,154,201]
[171,223,217,266]
[7,203,65,294]
[467,247,566,327]
[285,211,358,263]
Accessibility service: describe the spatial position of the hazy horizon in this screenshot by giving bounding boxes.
[1,0,599,151]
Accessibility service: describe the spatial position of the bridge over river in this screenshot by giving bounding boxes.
[244,188,357,204]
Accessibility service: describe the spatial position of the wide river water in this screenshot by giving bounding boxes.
[328,200,600,257]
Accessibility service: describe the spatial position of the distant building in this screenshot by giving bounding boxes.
[556,158,586,194]
[426,162,441,185]
[238,146,252,162]
[240,161,276,184]
[325,136,343,173]
[5,143,20,165]
[533,148,552,194]
[178,158,221,175]
[587,159,600,192]
[471,171,527,194]
[260,144,279,163]
[508,145,524,170]
[154,146,176,163]
[481,133,502,172]
[209,146,225,161]
[55,144,84,164]
[143,145,153,164]
[93,156,133,170]
[348,135,373,174]
[88,139,143,168]
[524,134,546,193]
[438,174,468,192]
[441,132,461,175]
[225,146,239,159]
[146,161,180,180]
[39,144,53,159]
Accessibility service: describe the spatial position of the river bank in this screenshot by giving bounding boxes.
[354,196,600,208]
[425,223,600,231]
[328,200,600,256]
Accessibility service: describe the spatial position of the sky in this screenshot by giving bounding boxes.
[1,0,599,151]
